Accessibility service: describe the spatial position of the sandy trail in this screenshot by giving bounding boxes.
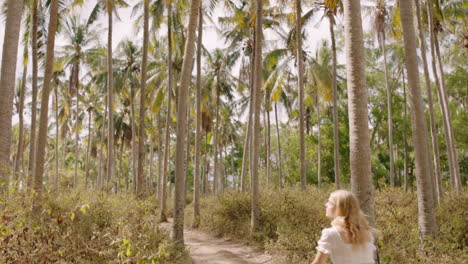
[162,219,275,264]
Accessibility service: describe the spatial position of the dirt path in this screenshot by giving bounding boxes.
[162,219,275,264]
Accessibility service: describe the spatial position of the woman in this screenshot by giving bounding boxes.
[312,190,376,264]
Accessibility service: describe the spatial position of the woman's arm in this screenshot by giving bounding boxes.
[311,251,329,264]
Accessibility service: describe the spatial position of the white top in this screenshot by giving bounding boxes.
[316,226,375,264]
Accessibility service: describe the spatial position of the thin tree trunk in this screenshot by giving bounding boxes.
[434,32,461,193]
[55,80,59,190]
[329,14,340,189]
[172,0,201,243]
[137,0,149,196]
[380,31,396,188]
[149,134,154,192]
[131,87,137,190]
[316,94,322,188]
[296,0,306,191]
[107,5,115,189]
[160,2,173,222]
[426,0,460,194]
[204,132,209,194]
[0,0,24,190]
[193,4,202,228]
[15,62,27,182]
[415,0,442,203]
[344,0,375,225]
[157,109,163,198]
[251,0,263,233]
[32,0,58,214]
[28,0,39,189]
[184,104,190,204]
[85,111,92,188]
[74,65,80,188]
[266,103,271,186]
[98,98,107,189]
[403,70,409,193]
[241,52,255,192]
[213,87,220,193]
[274,102,283,188]
[399,0,438,239]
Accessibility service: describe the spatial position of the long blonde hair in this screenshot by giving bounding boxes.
[329,190,373,245]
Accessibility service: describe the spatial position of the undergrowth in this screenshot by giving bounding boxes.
[0,187,187,264]
[185,187,467,263]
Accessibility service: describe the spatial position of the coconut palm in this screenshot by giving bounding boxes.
[399,0,438,239]
[0,0,24,191]
[32,0,59,214]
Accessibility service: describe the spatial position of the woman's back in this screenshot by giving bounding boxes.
[316,227,375,264]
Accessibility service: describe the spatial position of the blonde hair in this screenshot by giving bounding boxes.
[329,190,374,246]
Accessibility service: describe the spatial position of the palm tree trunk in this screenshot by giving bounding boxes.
[380,31,396,188]
[15,61,27,182]
[399,0,438,239]
[28,0,39,189]
[172,0,201,243]
[403,70,409,193]
[316,94,322,188]
[426,0,460,194]
[149,134,154,192]
[131,87,137,190]
[137,0,149,196]
[213,87,220,193]
[295,0,306,191]
[74,64,80,188]
[274,102,283,188]
[204,132,209,194]
[55,81,59,190]
[415,0,442,203]
[184,104,191,203]
[85,111,92,188]
[193,4,203,228]
[251,0,263,233]
[157,109,163,198]
[107,6,115,188]
[266,102,271,186]
[241,51,255,193]
[343,0,375,225]
[98,98,107,189]
[0,0,24,190]
[160,2,173,222]
[329,13,340,189]
[32,0,58,214]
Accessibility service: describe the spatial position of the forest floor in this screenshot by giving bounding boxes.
[162,219,276,264]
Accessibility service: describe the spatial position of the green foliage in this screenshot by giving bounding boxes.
[191,187,468,263]
[0,188,187,263]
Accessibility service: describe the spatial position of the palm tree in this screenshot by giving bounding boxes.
[399,0,438,239]
[14,46,28,182]
[343,0,375,225]
[61,15,100,188]
[251,0,263,233]
[136,0,150,196]
[426,0,462,194]
[32,0,59,214]
[315,0,342,188]
[0,0,24,190]
[172,0,201,243]
[295,0,306,190]
[414,0,442,203]
[193,2,203,228]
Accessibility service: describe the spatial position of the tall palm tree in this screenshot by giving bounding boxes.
[414,0,442,203]
[343,0,375,225]
[316,0,342,188]
[0,0,24,190]
[426,0,462,194]
[295,0,306,190]
[32,0,59,214]
[137,0,150,196]
[61,15,100,188]
[172,0,201,244]
[251,0,263,233]
[399,0,438,239]
[193,2,203,228]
